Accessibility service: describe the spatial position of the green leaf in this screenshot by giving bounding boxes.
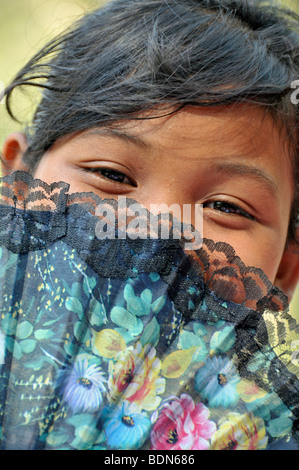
[149,272,160,282]
[0,251,18,277]
[5,337,15,354]
[266,417,293,438]
[1,315,17,335]
[25,355,52,371]
[43,318,60,327]
[178,330,204,349]
[74,321,91,343]
[11,341,22,360]
[193,322,208,336]
[46,431,69,448]
[151,295,166,314]
[70,281,83,296]
[113,327,134,344]
[64,341,77,357]
[34,329,55,341]
[140,317,160,347]
[124,284,151,317]
[67,413,95,428]
[89,298,107,327]
[140,288,152,307]
[20,339,36,354]
[68,415,99,450]
[83,276,97,296]
[16,321,33,340]
[71,425,99,450]
[110,306,143,336]
[178,330,208,362]
[210,325,236,353]
[65,296,84,316]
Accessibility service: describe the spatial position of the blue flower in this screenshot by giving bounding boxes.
[61,356,106,414]
[104,402,151,449]
[194,356,240,408]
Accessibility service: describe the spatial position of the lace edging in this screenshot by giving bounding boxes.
[0,170,289,312]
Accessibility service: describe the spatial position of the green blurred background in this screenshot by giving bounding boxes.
[0,0,298,320]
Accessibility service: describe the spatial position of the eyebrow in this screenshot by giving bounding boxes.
[79,128,151,151]
[210,161,278,195]
[79,128,278,195]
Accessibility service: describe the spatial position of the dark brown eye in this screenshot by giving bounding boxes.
[90,168,137,187]
[204,201,254,220]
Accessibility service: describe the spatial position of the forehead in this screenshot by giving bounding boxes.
[78,104,293,191]
[81,104,289,156]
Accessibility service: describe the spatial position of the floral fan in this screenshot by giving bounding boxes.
[0,170,298,450]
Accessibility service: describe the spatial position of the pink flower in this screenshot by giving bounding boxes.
[150,394,216,450]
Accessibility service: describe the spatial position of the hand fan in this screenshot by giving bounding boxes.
[0,170,298,450]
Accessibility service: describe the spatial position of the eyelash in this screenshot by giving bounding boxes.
[203,201,254,220]
[88,167,137,187]
[87,168,254,220]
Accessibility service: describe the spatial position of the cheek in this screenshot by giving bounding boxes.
[203,228,285,284]
[32,153,58,182]
[243,241,283,283]
[32,152,77,188]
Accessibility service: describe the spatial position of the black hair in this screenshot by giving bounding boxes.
[3,0,299,244]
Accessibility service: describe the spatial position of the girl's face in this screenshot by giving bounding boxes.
[2,104,299,299]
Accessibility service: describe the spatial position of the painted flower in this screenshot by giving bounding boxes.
[150,393,216,450]
[108,342,165,411]
[211,412,268,450]
[194,356,240,408]
[60,356,107,414]
[103,401,151,449]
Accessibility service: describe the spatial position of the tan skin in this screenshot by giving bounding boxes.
[2,104,299,301]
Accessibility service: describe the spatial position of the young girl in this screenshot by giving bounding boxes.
[0,0,299,451]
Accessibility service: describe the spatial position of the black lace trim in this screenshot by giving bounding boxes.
[0,170,288,312]
[1,170,299,438]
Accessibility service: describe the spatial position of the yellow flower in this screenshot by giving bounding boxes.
[211,412,268,450]
[108,342,165,411]
[94,329,126,358]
